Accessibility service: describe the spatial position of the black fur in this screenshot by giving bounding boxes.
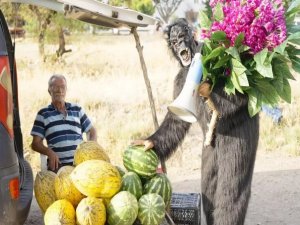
[148,18,259,225]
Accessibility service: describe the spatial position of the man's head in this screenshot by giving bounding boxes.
[48,74,67,104]
[165,18,199,67]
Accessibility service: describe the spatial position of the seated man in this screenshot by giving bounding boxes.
[30,74,97,172]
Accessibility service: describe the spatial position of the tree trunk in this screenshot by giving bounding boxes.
[29,6,55,58]
[56,26,72,58]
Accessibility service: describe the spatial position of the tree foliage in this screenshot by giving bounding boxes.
[1,2,85,59]
[153,0,183,24]
[108,0,154,15]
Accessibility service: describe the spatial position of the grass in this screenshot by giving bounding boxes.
[15,32,300,174]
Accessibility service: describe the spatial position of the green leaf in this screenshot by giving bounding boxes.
[271,77,284,96]
[287,0,300,13]
[202,66,208,81]
[274,40,288,55]
[211,31,227,42]
[286,45,300,56]
[202,42,212,55]
[287,24,300,34]
[291,56,300,73]
[256,80,280,106]
[254,48,273,78]
[281,79,292,103]
[213,55,230,69]
[199,11,212,30]
[214,2,224,21]
[272,58,295,80]
[255,63,273,78]
[234,33,245,48]
[203,46,225,64]
[226,47,240,61]
[246,89,261,117]
[289,39,300,45]
[254,48,268,64]
[224,78,235,95]
[286,6,300,21]
[288,31,300,41]
[238,45,250,53]
[231,58,249,86]
[230,70,243,93]
[276,78,291,103]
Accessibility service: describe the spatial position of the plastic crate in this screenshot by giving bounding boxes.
[169,193,201,225]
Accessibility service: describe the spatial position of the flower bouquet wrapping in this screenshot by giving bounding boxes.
[199,0,300,116]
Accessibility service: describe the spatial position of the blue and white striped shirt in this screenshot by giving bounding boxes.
[31,102,92,164]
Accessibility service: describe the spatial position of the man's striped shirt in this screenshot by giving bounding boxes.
[31,102,92,164]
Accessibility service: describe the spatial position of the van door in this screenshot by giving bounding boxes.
[0,9,33,225]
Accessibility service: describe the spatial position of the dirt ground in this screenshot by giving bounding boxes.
[24,147,300,225]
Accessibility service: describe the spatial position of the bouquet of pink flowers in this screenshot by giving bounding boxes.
[199,0,300,116]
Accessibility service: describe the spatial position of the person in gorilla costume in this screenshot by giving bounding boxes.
[133,18,259,225]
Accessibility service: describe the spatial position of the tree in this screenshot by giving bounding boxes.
[202,0,212,20]
[108,0,155,15]
[132,0,155,15]
[153,0,183,24]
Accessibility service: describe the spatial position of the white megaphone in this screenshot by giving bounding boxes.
[168,53,203,123]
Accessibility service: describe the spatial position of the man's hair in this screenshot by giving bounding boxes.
[48,74,67,89]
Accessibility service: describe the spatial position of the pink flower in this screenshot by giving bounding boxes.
[202,0,287,53]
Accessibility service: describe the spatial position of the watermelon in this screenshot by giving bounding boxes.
[70,160,121,198]
[143,174,172,207]
[138,193,166,225]
[121,172,143,199]
[123,146,159,178]
[107,191,138,225]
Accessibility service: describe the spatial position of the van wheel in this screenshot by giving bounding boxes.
[18,159,33,225]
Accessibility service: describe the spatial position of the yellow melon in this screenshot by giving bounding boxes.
[102,198,111,208]
[55,166,85,207]
[44,199,75,225]
[74,141,110,166]
[70,160,121,198]
[34,170,57,213]
[76,197,106,225]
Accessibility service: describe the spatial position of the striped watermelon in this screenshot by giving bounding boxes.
[143,174,172,207]
[138,193,165,225]
[107,191,138,225]
[121,172,143,199]
[123,146,159,178]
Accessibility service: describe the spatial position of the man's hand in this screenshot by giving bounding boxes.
[31,135,60,171]
[198,81,212,98]
[131,139,154,151]
[46,148,60,171]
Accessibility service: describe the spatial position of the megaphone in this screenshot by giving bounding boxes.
[168,53,203,123]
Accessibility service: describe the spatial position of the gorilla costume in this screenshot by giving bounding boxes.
[148,18,259,225]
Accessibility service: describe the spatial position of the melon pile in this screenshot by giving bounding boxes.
[34,141,172,225]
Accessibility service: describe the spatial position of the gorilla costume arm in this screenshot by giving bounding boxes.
[147,67,192,161]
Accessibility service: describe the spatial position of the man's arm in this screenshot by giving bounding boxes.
[86,126,97,141]
[31,136,59,171]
